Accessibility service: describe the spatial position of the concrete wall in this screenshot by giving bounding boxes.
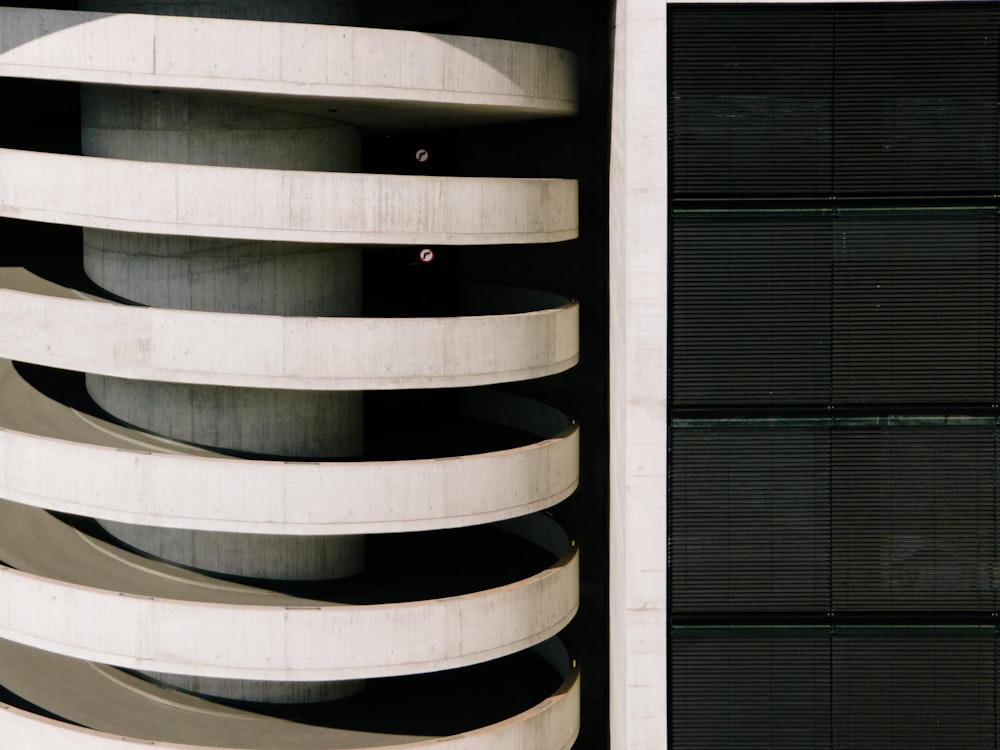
[0,518,579,681]
[0,8,576,123]
[0,148,578,245]
[83,233,364,317]
[0,272,579,389]
[609,0,668,748]
[0,653,578,750]
[81,88,363,171]
[0,1,584,745]
[98,523,366,581]
[0,393,578,534]
[86,375,364,457]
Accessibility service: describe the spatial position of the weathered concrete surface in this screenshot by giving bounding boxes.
[80,88,363,316]
[0,358,578,533]
[0,268,579,390]
[83,232,363,316]
[81,88,363,171]
[0,502,579,681]
[0,0,582,742]
[86,374,364,457]
[136,670,366,704]
[0,636,423,749]
[0,148,578,245]
[0,7,577,127]
[0,638,579,749]
[80,0,360,23]
[609,1,668,749]
[78,56,367,590]
[98,520,366,581]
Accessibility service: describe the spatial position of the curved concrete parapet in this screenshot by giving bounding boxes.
[0,7,577,126]
[0,360,578,533]
[0,269,579,389]
[0,149,578,245]
[0,2,581,743]
[0,639,579,750]
[0,507,579,681]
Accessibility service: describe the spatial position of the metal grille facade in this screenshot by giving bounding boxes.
[669,3,1000,747]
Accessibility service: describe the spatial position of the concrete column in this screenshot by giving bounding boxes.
[81,87,361,172]
[80,92,363,462]
[79,0,358,24]
[77,1,365,703]
[140,672,365,704]
[86,375,363,458]
[75,10,363,564]
[80,88,362,318]
[82,232,362,317]
[80,88,365,564]
[100,523,366,580]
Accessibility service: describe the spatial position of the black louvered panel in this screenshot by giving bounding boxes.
[831,211,996,405]
[834,4,999,197]
[670,425,831,613]
[671,627,832,750]
[831,425,995,613]
[668,6,833,198]
[832,629,996,750]
[671,212,832,407]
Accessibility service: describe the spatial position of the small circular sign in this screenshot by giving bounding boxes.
[415,148,430,163]
[419,248,435,263]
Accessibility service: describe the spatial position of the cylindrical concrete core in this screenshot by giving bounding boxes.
[83,232,362,317]
[78,88,365,457]
[80,88,362,316]
[80,0,359,24]
[101,522,365,580]
[141,672,366,704]
[81,88,362,172]
[79,0,365,705]
[86,374,364,458]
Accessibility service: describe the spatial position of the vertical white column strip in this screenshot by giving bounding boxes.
[609,0,668,748]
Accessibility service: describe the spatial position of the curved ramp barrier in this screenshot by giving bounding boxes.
[0,269,579,389]
[0,149,577,245]
[0,2,581,747]
[0,7,577,125]
[0,504,578,680]
[0,639,579,749]
[0,360,579,533]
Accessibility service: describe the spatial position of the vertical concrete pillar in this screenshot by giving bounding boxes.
[80,88,365,572]
[78,0,364,701]
[139,673,366,704]
[80,89,362,322]
[80,0,359,24]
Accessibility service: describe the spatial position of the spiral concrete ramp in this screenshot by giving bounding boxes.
[0,3,580,748]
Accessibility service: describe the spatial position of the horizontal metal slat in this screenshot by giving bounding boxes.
[671,213,833,406]
[669,6,834,198]
[669,3,1000,200]
[832,629,996,749]
[834,4,998,196]
[672,210,998,408]
[670,427,831,612]
[671,627,832,750]
[671,627,997,750]
[831,212,997,404]
[670,422,998,614]
[831,426,996,612]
